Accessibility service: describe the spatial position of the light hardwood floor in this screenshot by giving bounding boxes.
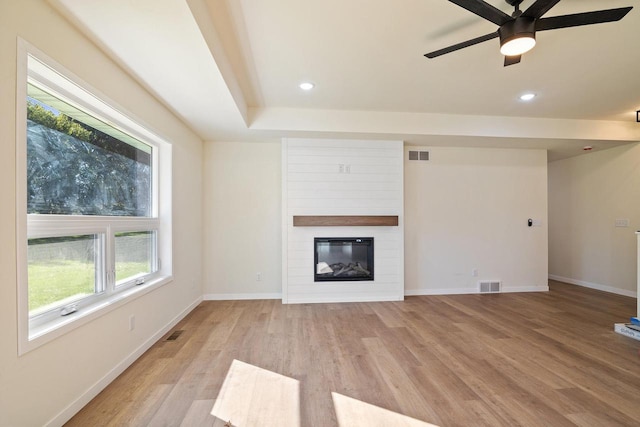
[66,281,640,426]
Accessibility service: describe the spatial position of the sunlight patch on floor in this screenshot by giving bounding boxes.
[211,359,300,427]
[332,392,440,427]
[210,360,438,427]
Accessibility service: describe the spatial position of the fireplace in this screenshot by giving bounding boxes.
[314,237,374,282]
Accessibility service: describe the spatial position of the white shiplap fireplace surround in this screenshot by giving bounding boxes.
[282,138,404,303]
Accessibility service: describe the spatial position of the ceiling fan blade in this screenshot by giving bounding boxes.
[522,0,561,19]
[535,7,632,32]
[448,0,511,26]
[504,55,521,66]
[424,32,498,58]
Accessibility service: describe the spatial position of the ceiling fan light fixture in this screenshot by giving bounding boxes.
[500,36,536,56]
[498,17,536,56]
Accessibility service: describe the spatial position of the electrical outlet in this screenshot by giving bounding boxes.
[129,315,135,331]
[615,219,629,228]
[256,272,261,281]
[472,268,478,277]
[338,164,344,173]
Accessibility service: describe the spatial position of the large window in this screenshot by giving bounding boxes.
[17,45,172,353]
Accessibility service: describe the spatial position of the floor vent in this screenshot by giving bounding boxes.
[408,150,429,161]
[166,330,184,341]
[479,281,501,293]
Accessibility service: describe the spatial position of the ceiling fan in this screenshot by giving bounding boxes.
[424,0,633,66]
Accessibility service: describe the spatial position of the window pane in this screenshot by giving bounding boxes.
[115,231,156,285]
[26,84,152,216]
[28,235,99,314]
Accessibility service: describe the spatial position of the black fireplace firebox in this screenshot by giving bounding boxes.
[314,237,374,282]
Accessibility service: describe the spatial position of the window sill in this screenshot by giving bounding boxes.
[20,275,173,355]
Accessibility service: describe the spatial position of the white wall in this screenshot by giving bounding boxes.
[549,144,640,297]
[202,141,282,299]
[202,142,548,300]
[0,2,203,425]
[404,146,548,294]
[282,138,404,303]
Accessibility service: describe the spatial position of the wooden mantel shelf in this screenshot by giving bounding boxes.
[293,215,398,227]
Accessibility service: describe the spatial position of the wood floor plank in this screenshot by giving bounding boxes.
[361,336,442,425]
[65,281,640,426]
[558,387,640,427]
[123,384,174,427]
[179,400,217,427]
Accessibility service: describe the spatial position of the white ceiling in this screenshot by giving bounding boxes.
[50,0,640,161]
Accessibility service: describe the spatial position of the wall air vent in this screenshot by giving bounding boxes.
[408,151,429,161]
[479,281,501,293]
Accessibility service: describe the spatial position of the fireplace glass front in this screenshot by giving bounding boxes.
[314,237,374,282]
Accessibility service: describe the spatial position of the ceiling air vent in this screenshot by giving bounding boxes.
[479,281,501,293]
[409,151,429,161]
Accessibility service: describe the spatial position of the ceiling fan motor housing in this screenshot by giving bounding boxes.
[498,17,536,55]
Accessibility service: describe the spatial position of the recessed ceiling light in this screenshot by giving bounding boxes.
[520,93,536,101]
[299,82,315,91]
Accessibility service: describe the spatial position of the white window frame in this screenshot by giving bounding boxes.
[16,39,173,355]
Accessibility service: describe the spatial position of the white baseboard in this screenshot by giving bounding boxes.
[405,285,548,296]
[405,287,478,296]
[549,274,637,298]
[501,285,550,293]
[45,296,202,427]
[203,293,282,301]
